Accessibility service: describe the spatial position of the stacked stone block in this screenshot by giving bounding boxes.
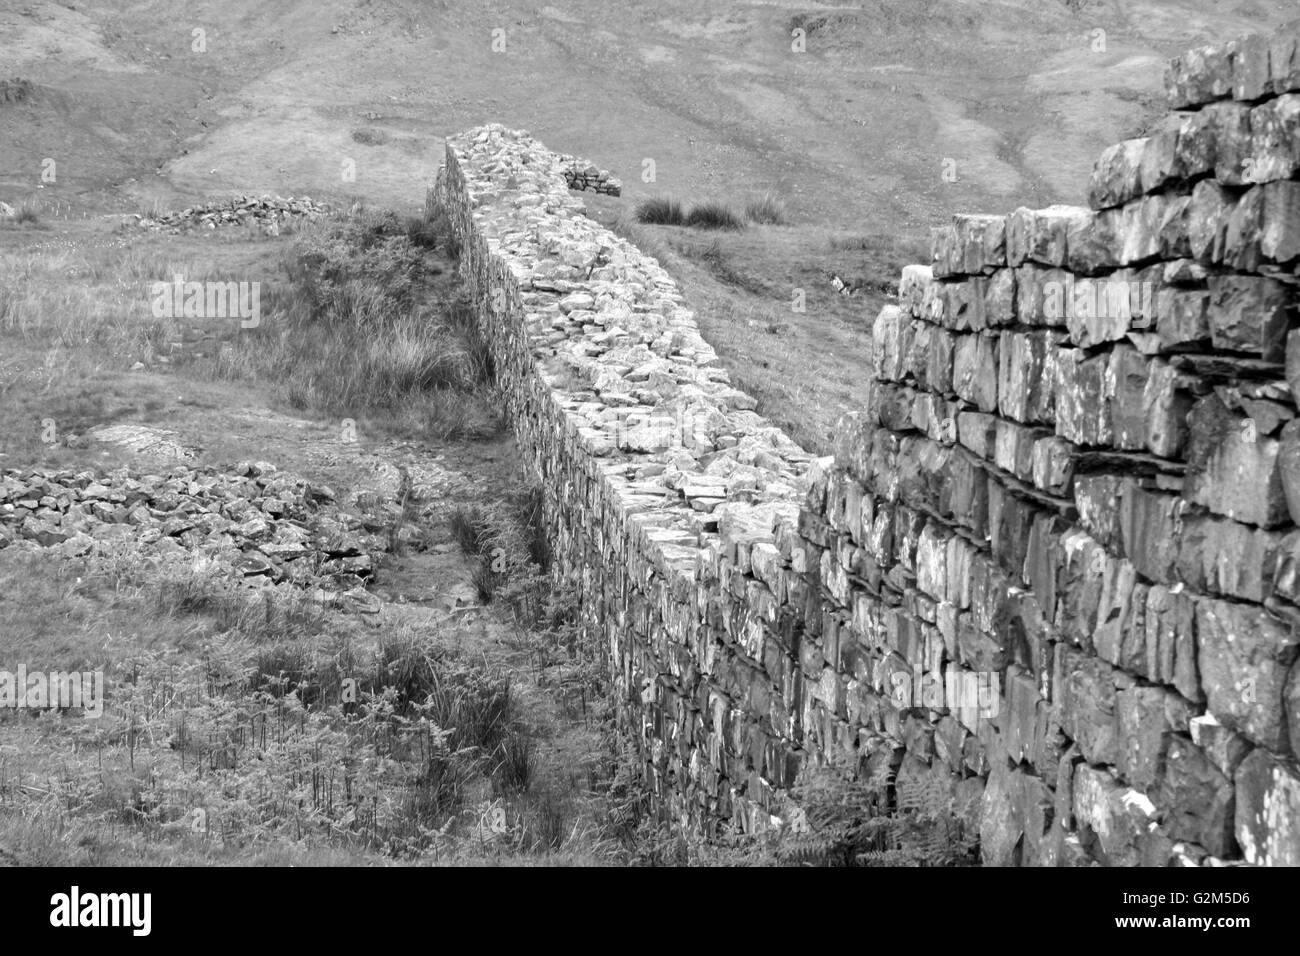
[815,29,1300,865]
[555,152,623,196]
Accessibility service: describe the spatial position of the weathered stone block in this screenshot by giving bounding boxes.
[1091,553,1141,668]
[1074,474,1124,552]
[1115,482,1183,584]
[992,418,1047,483]
[1072,763,1160,866]
[1116,684,1189,791]
[1055,643,1119,765]
[1054,348,1110,447]
[925,325,957,396]
[1064,275,1134,345]
[1206,274,1292,360]
[951,214,1006,274]
[1234,748,1300,866]
[1065,208,1123,274]
[1165,42,1234,109]
[1196,597,1299,752]
[988,482,1041,582]
[1185,395,1290,528]
[1159,735,1237,857]
[1271,33,1300,94]
[1190,712,1254,777]
[930,225,958,278]
[1187,178,1236,263]
[1209,100,1255,186]
[1054,345,1152,451]
[1014,264,1072,327]
[1114,194,1190,264]
[952,332,999,413]
[1145,584,1201,701]
[898,264,933,317]
[980,760,1021,866]
[872,305,913,382]
[1088,138,1146,210]
[985,267,1018,325]
[1055,530,1108,649]
[935,277,988,331]
[1170,106,1219,180]
[1229,33,1274,100]
[1262,179,1300,264]
[1031,436,1075,496]
[1109,344,1152,452]
[997,331,1057,425]
[1144,359,1193,458]
[1155,287,1211,350]
[1177,513,1283,603]
[1245,93,1300,185]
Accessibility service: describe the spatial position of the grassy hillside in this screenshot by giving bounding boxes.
[4,0,1296,450]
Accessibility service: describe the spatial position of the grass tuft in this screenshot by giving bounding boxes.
[684,201,745,230]
[634,196,685,226]
[745,192,787,225]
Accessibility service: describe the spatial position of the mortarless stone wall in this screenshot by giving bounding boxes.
[431,27,1300,866]
[431,126,820,836]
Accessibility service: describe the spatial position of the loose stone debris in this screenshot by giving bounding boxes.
[131,194,329,233]
[1,463,386,613]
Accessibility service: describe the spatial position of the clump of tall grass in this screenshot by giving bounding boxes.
[684,201,745,230]
[681,201,743,231]
[634,196,685,225]
[745,192,787,225]
[636,197,747,231]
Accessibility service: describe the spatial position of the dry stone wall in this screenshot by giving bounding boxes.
[432,127,818,834]
[433,27,1300,867]
[847,30,1300,866]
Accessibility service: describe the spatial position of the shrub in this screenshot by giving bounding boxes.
[635,196,685,226]
[186,207,497,440]
[684,201,744,230]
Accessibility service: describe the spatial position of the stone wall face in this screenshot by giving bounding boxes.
[433,28,1300,867]
[840,31,1300,866]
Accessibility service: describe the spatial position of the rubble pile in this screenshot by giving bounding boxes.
[0,462,385,611]
[133,195,329,233]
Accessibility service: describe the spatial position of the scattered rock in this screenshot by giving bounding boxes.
[132,195,328,234]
